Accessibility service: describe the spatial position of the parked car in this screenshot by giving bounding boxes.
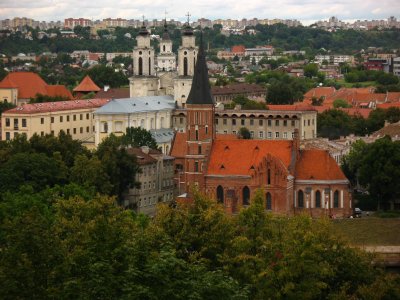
[354,207,362,218]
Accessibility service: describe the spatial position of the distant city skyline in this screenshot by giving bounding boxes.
[0,0,399,25]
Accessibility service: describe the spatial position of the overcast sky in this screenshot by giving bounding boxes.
[0,0,399,25]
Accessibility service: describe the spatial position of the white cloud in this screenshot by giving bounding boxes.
[0,0,398,23]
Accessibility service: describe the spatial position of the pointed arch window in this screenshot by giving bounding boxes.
[217,186,224,204]
[138,57,143,75]
[334,190,339,208]
[315,190,321,208]
[266,192,272,210]
[148,58,151,75]
[243,186,250,206]
[298,190,304,208]
[184,57,188,76]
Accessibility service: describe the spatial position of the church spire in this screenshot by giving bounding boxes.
[186,32,214,105]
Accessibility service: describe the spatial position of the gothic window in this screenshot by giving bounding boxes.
[138,57,143,75]
[195,129,199,141]
[334,190,339,208]
[315,190,321,208]
[267,168,271,185]
[298,190,304,208]
[266,192,272,210]
[243,186,250,206]
[163,45,165,52]
[217,186,224,204]
[184,57,188,76]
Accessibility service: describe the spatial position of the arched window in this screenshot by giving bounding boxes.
[138,57,143,75]
[148,58,151,75]
[243,186,250,206]
[217,186,224,204]
[298,190,304,208]
[334,190,339,208]
[267,168,271,185]
[163,45,165,52]
[315,190,321,208]
[266,192,272,210]
[183,57,188,76]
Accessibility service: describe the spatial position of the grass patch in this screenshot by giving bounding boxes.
[333,218,400,246]
[375,210,400,218]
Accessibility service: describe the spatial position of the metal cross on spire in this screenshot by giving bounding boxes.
[185,12,191,24]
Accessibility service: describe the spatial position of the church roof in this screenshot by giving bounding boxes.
[186,34,214,105]
[94,95,175,114]
[138,22,149,36]
[162,20,171,40]
[73,75,101,92]
[182,23,194,36]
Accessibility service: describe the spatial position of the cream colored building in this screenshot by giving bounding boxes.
[1,99,109,141]
[172,106,317,140]
[94,95,175,147]
[123,146,175,216]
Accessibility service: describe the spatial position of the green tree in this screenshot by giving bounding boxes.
[238,127,251,139]
[304,63,319,78]
[333,98,352,108]
[120,127,158,149]
[317,109,353,139]
[85,64,128,88]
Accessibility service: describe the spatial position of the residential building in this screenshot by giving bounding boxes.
[123,146,175,216]
[1,99,109,141]
[211,83,266,104]
[0,72,72,105]
[64,18,92,29]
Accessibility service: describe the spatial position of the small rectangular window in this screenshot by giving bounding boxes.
[283,120,287,126]
[250,119,254,126]
[41,118,44,124]
[259,119,263,126]
[80,127,83,133]
[275,120,279,126]
[275,132,279,138]
[5,132,10,140]
[86,126,89,133]
[22,119,27,127]
[67,115,70,122]
[51,117,54,123]
[223,118,227,125]
[5,118,10,127]
[241,119,245,126]
[86,113,89,120]
[60,116,63,122]
[80,114,83,120]
[259,131,263,138]
[291,120,295,126]
[232,119,236,125]
[268,120,271,126]
[73,115,76,121]
[73,128,76,134]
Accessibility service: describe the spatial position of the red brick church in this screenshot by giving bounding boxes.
[170,36,352,217]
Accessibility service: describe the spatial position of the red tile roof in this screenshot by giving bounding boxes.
[207,139,293,176]
[170,132,186,158]
[0,72,47,98]
[295,150,347,180]
[3,98,110,115]
[45,85,73,99]
[73,75,101,92]
[0,75,18,88]
[377,102,400,109]
[267,104,316,111]
[96,88,130,99]
[304,87,336,99]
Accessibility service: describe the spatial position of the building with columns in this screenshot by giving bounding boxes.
[170,35,352,217]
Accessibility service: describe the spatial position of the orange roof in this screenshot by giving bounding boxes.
[377,102,400,109]
[207,139,293,176]
[3,98,110,115]
[304,87,336,99]
[340,108,372,118]
[0,72,47,98]
[231,45,245,53]
[267,104,316,111]
[0,75,18,88]
[45,85,73,99]
[386,92,400,102]
[295,150,347,181]
[73,75,101,92]
[170,132,186,158]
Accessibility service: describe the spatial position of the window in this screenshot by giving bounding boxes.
[275,120,279,126]
[283,120,287,126]
[73,115,76,121]
[102,122,108,133]
[223,130,227,134]
[266,192,272,210]
[268,120,272,126]
[67,115,70,122]
[40,118,44,124]
[298,190,304,208]
[232,130,236,135]
[283,132,288,139]
[195,130,198,140]
[41,131,44,136]
[315,191,321,208]
[259,119,263,126]
[194,161,199,172]
[215,118,219,125]
[22,119,27,127]
[334,190,339,208]
[250,131,254,138]
[5,132,10,140]
[259,131,264,138]
[80,114,83,120]
[13,118,18,129]
[5,118,10,127]
[198,145,202,154]
[67,129,70,134]
[291,120,295,126]
[241,119,245,126]
[86,126,89,133]
[267,168,271,185]
[180,117,183,124]
[217,186,224,203]
[308,119,311,126]
[292,132,295,138]
[73,128,76,134]
[232,119,236,125]
[243,186,250,206]
[86,113,89,120]
[205,125,208,135]
[60,116,63,122]
[250,119,254,126]
[80,127,83,134]
[267,132,272,139]
[275,132,279,138]
[51,117,54,123]
[223,118,227,125]
[51,130,54,135]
